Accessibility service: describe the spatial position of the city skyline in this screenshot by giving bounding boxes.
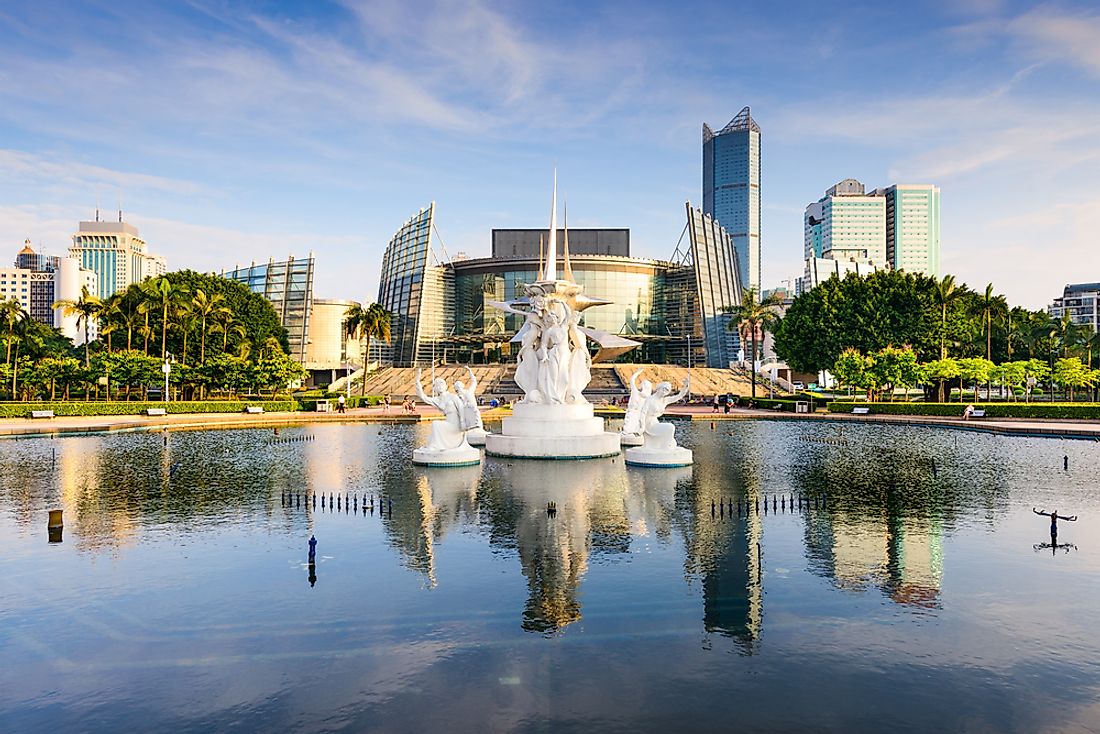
[1,0,1098,310]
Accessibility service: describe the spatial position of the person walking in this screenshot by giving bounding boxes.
[337,393,346,414]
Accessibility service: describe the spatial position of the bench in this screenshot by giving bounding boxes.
[144,408,167,416]
[851,407,870,415]
[29,410,55,419]
[970,409,986,418]
[244,406,264,414]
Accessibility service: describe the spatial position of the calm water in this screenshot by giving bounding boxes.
[2,420,1099,732]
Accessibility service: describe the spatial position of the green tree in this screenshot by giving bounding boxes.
[191,289,230,364]
[140,277,190,360]
[957,357,995,402]
[870,346,920,401]
[923,358,960,402]
[343,302,392,395]
[53,285,103,368]
[933,275,964,360]
[1053,357,1091,401]
[724,287,782,399]
[832,348,874,398]
[1,296,26,365]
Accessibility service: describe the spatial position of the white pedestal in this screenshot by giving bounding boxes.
[624,445,694,467]
[619,432,644,447]
[413,441,481,467]
[465,428,487,446]
[485,402,621,459]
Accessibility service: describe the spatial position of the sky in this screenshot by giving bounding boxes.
[0,0,1098,309]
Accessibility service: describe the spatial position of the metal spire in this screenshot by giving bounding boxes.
[562,201,574,282]
[546,169,558,281]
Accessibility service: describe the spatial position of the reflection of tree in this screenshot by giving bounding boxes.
[787,434,992,611]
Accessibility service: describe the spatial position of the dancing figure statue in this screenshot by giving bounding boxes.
[565,310,591,404]
[621,369,652,439]
[415,369,468,452]
[455,366,488,445]
[515,307,544,402]
[537,303,572,404]
[639,377,691,450]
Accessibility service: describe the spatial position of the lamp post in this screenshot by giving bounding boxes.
[161,354,172,402]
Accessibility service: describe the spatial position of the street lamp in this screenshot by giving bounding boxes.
[161,353,174,402]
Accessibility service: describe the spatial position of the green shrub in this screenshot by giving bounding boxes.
[827,401,1100,419]
[0,400,296,418]
[293,394,384,411]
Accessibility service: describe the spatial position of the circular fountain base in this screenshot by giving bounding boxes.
[485,402,622,460]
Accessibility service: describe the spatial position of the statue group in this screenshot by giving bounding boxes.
[622,370,694,466]
[514,289,591,405]
[412,367,484,465]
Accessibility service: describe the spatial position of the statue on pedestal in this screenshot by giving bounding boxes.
[412,369,480,466]
[454,366,487,445]
[624,376,694,467]
[621,369,652,442]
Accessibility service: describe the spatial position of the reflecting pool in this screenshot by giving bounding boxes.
[2,421,1100,732]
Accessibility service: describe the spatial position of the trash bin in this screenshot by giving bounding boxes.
[316,400,331,413]
[795,401,809,414]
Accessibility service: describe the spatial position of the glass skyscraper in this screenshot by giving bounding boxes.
[219,255,315,363]
[881,184,940,278]
[685,203,743,368]
[703,106,761,294]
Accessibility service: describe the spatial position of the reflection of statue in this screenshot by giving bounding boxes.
[624,377,693,467]
[622,370,652,438]
[415,370,466,450]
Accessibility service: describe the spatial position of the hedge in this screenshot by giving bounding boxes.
[0,400,295,418]
[293,394,385,411]
[826,401,1100,420]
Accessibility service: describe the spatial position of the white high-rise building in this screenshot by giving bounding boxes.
[804,179,886,266]
[69,214,165,298]
[875,184,940,278]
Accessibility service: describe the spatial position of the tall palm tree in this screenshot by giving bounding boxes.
[191,289,229,364]
[725,288,783,399]
[344,302,392,395]
[141,277,189,360]
[1,297,26,365]
[99,295,123,353]
[1051,312,1080,358]
[977,283,1007,362]
[173,304,198,366]
[53,285,103,368]
[934,275,963,360]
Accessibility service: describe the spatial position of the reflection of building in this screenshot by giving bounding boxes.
[376,201,744,367]
[219,255,315,363]
[703,106,761,293]
[1050,283,1100,333]
[302,298,364,383]
[69,215,165,299]
[2,241,98,341]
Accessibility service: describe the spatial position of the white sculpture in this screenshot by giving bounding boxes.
[454,366,487,446]
[412,369,480,466]
[483,172,641,460]
[620,369,652,445]
[624,376,693,467]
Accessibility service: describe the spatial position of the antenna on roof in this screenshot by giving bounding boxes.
[118,190,123,222]
[95,187,100,222]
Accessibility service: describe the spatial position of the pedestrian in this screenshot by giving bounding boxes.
[712,395,720,413]
[383,394,391,413]
[337,393,346,414]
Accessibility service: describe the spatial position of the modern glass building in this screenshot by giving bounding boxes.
[804,179,887,266]
[69,217,164,299]
[1050,283,1100,333]
[377,205,744,367]
[703,106,761,293]
[685,203,744,368]
[879,184,940,278]
[219,255,315,363]
[377,203,456,366]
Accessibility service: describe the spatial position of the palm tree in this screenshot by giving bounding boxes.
[141,277,189,360]
[53,286,103,368]
[725,288,782,399]
[191,289,229,364]
[1,297,26,365]
[99,295,123,353]
[932,275,964,401]
[343,302,392,395]
[1052,312,1080,358]
[173,304,198,366]
[976,283,1007,398]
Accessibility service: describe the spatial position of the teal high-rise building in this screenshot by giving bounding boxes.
[880,184,940,278]
[703,106,761,294]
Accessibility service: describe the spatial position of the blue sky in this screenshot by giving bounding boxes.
[1,0,1097,308]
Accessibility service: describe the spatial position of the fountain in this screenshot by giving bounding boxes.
[483,174,639,460]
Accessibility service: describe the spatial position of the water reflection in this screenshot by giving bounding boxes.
[4,422,1100,732]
